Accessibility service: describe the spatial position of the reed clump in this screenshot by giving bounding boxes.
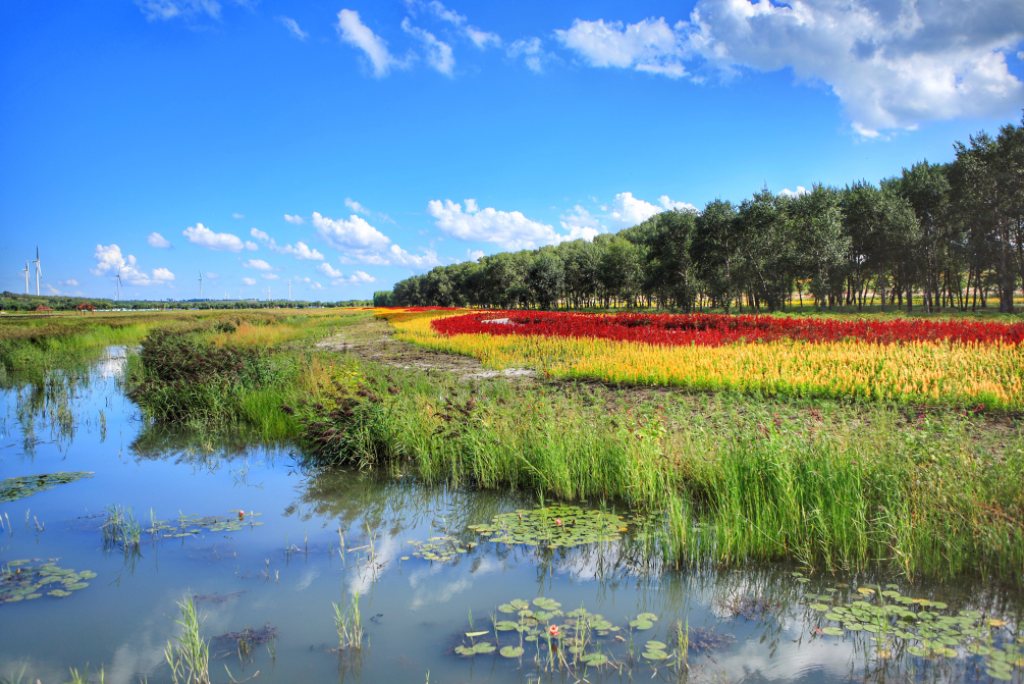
[164,595,211,684]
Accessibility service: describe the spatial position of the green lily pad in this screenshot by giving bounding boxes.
[499,646,524,658]
[47,589,71,597]
[636,613,658,622]
[629,619,653,630]
[824,613,844,621]
[0,472,93,503]
[907,646,930,657]
[645,641,667,650]
[494,621,519,631]
[469,506,624,549]
[821,627,845,636]
[472,642,495,654]
[643,650,668,660]
[581,653,609,666]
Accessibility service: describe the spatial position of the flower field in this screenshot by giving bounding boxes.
[381,309,1024,410]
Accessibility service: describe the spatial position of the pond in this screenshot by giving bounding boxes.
[0,347,1021,683]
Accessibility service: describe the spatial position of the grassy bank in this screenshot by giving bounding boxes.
[17,309,1023,584]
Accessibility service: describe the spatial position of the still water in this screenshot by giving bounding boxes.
[0,348,1020,684]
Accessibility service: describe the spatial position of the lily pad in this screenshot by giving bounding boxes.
[468,505,624,549]
[499,646,524,658]
[821,627,845,637]
[0,472,93,503]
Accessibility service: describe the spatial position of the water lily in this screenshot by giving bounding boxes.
[549,625,559,637]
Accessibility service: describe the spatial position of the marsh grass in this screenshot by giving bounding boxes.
[64,665,105,684]
[333,590,363,650]
[102,504,142,551]
[164,596,211,684]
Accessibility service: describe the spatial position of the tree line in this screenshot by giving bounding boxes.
[381,115,1024,314]
[0,292,371,312]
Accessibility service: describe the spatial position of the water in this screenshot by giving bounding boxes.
[0,347,1020,684]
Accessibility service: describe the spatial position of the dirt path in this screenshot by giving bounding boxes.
[316,314,536,382]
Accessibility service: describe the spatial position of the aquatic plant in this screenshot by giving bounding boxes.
[164,595,210,684]
[333,590,363,650]
[807,578,1024,679]
[468,505,626,548]
[146,510,263,539]
[1,560,96,604]
[0,472,93,503]
[64,665,105,684]
[101,504,142,551]
[405,535,476,562]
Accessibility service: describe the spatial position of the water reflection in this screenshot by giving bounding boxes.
[1,348,1022,684]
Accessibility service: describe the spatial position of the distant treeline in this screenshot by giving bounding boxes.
[0,292,371,312]
[383,115,1024,314]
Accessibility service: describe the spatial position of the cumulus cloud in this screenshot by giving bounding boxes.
[337,9,407,78]
[278,16,308,40]
[429,199,595,250]
[402,19,455,76]
[312,211,392,252]
[232,212,245,219]
[556,17,687,78]
[605,192,667,230]
[559,205,604,241]
[361,244,440,267]
[284,214,305,225]
[557,2,1024,135]
[779,186,809,198]
[318,262,344,278]
[326,269,377,285]
[183,223,245,252]
[245,241,258,250]
[250,228,324,260]
[344,198,370,215]
[242,277,257,286]
[507,37,551,73]
[244,259,273,270]
[135,0,221,21]
[659,195,697,211]
[91,244,174,286]
[59,279,79,287]
[262,273,280,280]
[148,232,171,248]
[466,249,485,261]
[310,282,325,290]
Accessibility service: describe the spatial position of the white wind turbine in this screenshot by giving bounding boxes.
[198,271,203,300]
[287,279,291,301]
[32,247,41,296]
[115,268,123,302]
[22,261,29,295]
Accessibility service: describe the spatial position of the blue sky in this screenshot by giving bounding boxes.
[2,0,1023,301]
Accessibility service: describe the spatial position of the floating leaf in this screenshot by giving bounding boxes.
[499,646,524,658]
[472,642,495,654]
[0,472,93,503]
[636,613,658,622]
[581,654,609,666]
[465,631,489,638]
[821,627,845,637]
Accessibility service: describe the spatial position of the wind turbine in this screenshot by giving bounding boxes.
[287,279,291,301]
[198,271,203,300]
[115,268,123,302]
[22,262,29,295]
[32,248,41,296]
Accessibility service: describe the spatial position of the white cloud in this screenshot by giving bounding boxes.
[606,192,665,230]
[687,0,1024,135]
[402,19,455,76]
[312,211,392,251]
[337,9,406,78]
[406,0,501,49]
[242,277,257,286]
[250,228,270,242]
[318,262,344,278]
[466,249,485,261]
[262,273,280,280]
[91,244,174,286]
[349,271,375,284]
[344,198,370,215]
[183,223,245,252]
[59,279,80,287]
[507,37,550,73]
[556,17,687,78]
[278,16,308,40]
[148,232,171,248]
[310,282,325,290]
[44,284,61,295]
[361,244,440,267]
[659,195,697,211]
[294,276,311,283]
[555,2,1024,134]
[244,259,273,271]
[232,212,245,219]
[136,0,220,21]
[245,241,258,251]
[284,214,305,225]
[428,199,591,250]
[278,241,325,261]
[779,186,809,198]
[559,205,604,241]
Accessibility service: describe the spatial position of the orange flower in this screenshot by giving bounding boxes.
[549,625,559,637]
